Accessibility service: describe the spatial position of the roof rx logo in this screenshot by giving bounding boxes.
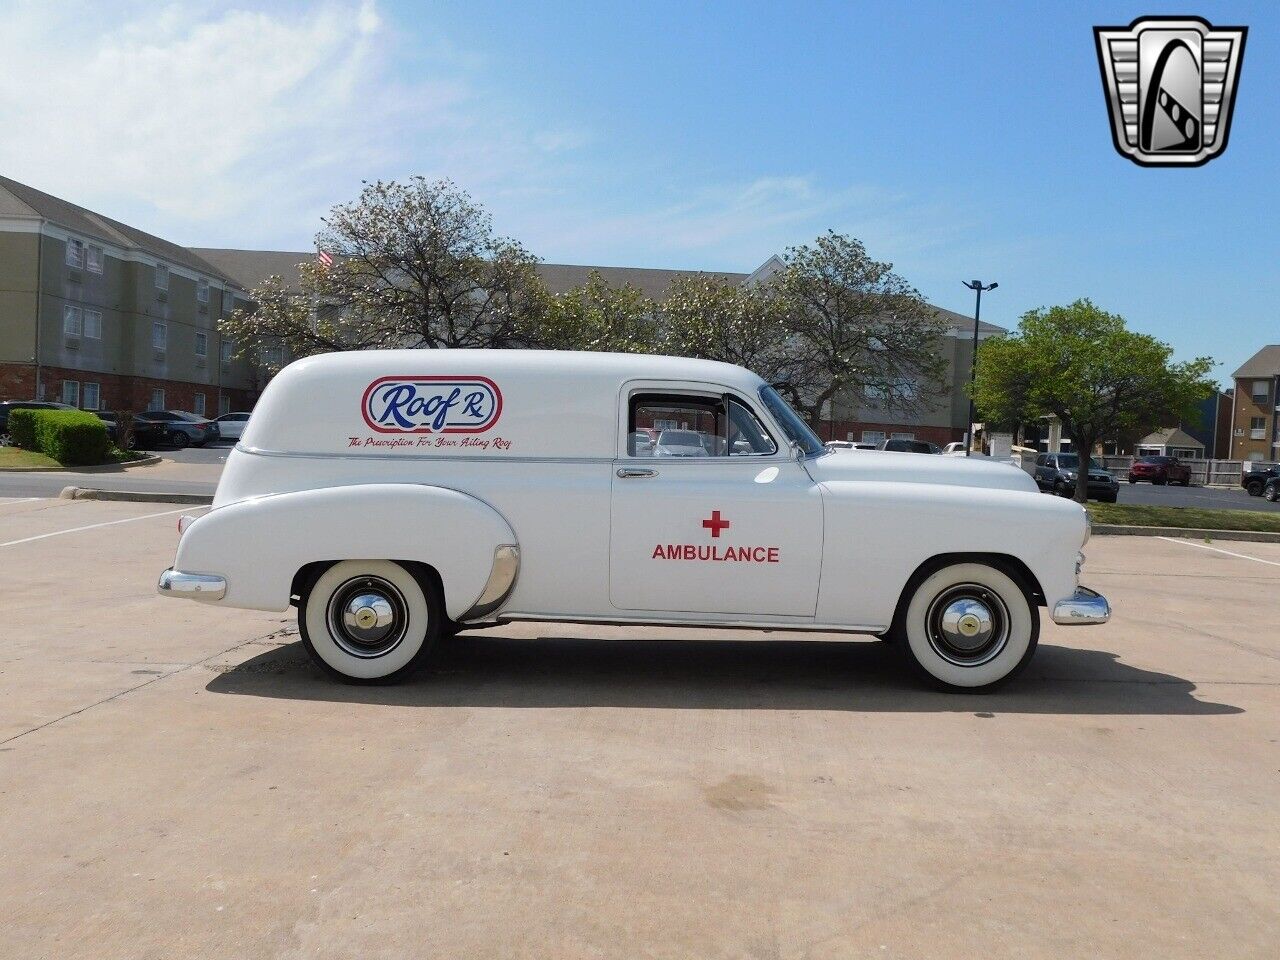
[362,376,503,433]
[1094,16,1247,167]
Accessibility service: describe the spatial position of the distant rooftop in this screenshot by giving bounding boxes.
[1233,345,1280,379]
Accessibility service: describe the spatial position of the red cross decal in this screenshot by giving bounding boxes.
[701,510,731,538]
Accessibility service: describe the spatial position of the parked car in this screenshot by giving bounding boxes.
[159,350,1109,691]
[877,438,939,454]
[653,429,709,457]
[213,412,252,441]
[93,411,125,446]
[1033,453,1119,502]
[132,411,220,449]
[1127,455,1191,486]
[0,400,75,443]
[1241,461,1280,497]
[941,441,969,456]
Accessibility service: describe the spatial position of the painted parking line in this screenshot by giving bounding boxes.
[1156,536,1280,568]
[0,506,201,548]
[0,497,42,506]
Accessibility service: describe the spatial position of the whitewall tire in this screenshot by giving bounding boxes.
[901,562,1038,691]
[299,560,441,682]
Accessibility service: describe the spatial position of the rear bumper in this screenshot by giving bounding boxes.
[157,567,226,601]
[1052,586,1110,625]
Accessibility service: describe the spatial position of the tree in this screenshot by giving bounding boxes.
[533,271,657,353]
[220,178,546,359]
[974,299,1215,502]
[657,274,791,382]
[772,232,949,427]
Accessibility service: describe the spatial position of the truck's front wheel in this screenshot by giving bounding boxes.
[299,560,442,682]
[899,562,1039,691]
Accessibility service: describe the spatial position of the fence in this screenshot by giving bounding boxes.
[1095,456,1246,488]
[1013,451,1252,488]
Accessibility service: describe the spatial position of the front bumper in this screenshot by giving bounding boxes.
[157,567,226,601]
[1052,586,1110,625]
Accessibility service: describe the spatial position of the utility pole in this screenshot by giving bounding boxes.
[962,280,998,456]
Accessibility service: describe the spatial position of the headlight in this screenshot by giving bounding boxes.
[1063,471,1077,479]
[1083,513,1092,545]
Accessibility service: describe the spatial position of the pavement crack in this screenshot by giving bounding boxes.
[0,627,286,747]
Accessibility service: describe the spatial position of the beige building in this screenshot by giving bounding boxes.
[0,176,258,415]
[1229,346,1280,461]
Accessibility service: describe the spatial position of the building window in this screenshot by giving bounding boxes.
[155,263,169,291]
[61,380,79,406]
[1252,380,1270,401]
[84,310,102,339]
[63,304,83,336]
[219,394,231,416]
[861,431,886,444]
[65,238,85,268]
[86,245,104,274]
[223,295,238,318]
[193,393,206,416]
[220,339,235,363]
[149,389,165,412]
[891,432,917,440]
[260,344,284,369]
[1248,451,1265,462]
[82,382,100,411]
[197,278,209,303]
[152,321,167,351]
[194,332,208,357]
[1250,416,1266,440]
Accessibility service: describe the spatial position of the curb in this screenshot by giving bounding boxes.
[1093,524,1280,543]
[75,455,164,471]
[59,487,213,505]
[0,454,162,473]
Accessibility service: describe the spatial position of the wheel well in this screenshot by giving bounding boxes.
[888,552,1046,635]
[289,560,446,613]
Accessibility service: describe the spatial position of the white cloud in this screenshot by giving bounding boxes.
[0,1,504,246]
[0,1,951,276]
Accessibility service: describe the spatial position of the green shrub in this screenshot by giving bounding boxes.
[15,409,110,466]
[7,408,38,449]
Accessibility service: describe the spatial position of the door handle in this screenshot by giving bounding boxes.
[616,467,658,479]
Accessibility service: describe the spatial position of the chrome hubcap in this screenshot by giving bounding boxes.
[326,576,408,658]
[925,584,1010,667]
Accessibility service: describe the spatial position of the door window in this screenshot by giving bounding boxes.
[627,393,776,458]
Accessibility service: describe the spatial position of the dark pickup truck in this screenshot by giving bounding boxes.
[1241,462,1280,497]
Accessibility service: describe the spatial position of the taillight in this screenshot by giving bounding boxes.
[177,515,195,536]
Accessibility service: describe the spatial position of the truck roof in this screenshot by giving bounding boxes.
[240,349,768,460]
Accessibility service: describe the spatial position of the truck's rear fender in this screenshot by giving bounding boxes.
[175,483,518,619]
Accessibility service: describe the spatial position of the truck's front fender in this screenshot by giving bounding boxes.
[172,483,517,619]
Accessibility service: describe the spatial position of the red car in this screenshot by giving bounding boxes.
[1128,455,1191,486]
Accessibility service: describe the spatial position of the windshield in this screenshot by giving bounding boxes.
[758,386,823,457]
[1058,454,1103,470]
[172,411,207,422]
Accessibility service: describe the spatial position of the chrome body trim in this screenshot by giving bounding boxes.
[1051,586,1111,625]
[458,544,520,622]
[157,568,226,601]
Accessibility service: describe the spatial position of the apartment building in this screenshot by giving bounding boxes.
[0,176,258,416]
[1230,346,1280,461]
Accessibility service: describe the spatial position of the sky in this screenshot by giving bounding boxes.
[0,0,1274,384]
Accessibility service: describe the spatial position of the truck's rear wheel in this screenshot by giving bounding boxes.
[899,562,1038,691]
[299,560,441,682]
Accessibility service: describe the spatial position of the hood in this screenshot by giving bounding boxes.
[806,449,1038,493]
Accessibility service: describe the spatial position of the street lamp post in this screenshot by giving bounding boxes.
[962,280,998,457]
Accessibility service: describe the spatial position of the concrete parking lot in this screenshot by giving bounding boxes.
[1,496,1277,958]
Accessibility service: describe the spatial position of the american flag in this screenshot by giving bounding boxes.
[317,249,334,267]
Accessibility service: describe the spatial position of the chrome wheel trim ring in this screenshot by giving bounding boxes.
[925,583,1011,667]
[325,575,411,659]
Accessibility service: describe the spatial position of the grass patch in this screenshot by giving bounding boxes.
[0,446,62,470]
[1087,502,1280,533]
[0,444,147,470]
